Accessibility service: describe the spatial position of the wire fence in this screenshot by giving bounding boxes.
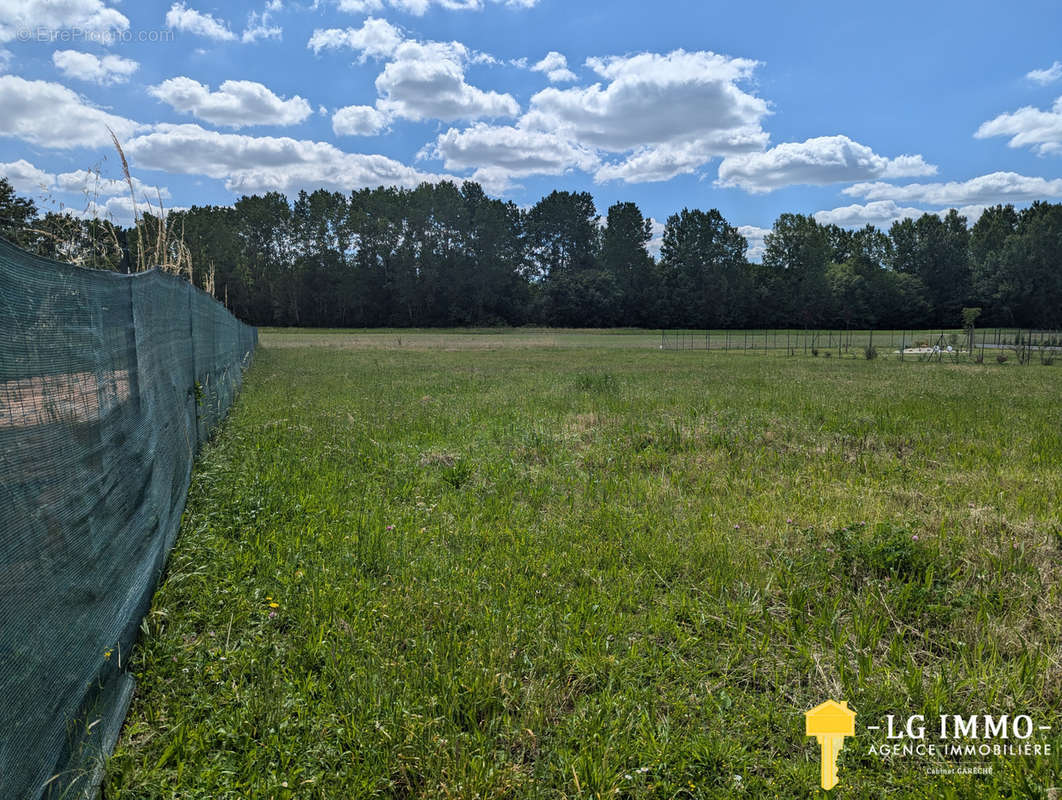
[0,237,256,800]
[660,328,1062,364]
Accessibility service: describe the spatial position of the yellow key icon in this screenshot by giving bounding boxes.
[805,700,856,790]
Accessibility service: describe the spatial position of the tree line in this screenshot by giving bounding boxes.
[2,176,1061,329]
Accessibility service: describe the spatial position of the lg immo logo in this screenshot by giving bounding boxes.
[805,700,856,790]
[805,699,1055,790]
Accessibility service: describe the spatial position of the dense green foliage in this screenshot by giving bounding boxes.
[4,176,1062,329]
[104,332,1061,798]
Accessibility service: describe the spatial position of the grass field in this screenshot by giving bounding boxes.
[104,331,1061,798]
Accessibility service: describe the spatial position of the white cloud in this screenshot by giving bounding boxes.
[427,122,597,191]
[595,141,729,183]
[737,224,770,262]
[1027,61,1062,86]
[375,39,520,121]
[338,0,385,10]
[52,50,138,85]
[308,17,404,60]
[974,96,1062,156]
[336,0,536,13]
[165,2,236,41]
[0,48,11,72]
[843,171,1062,206]
[148,77,313,128]
[0,0,129,44]
[242,9,282,43]
[813,201,992,230]
[65,195,186,225]
[332,104,390,135]
[1,158,55,193]
[647,217,665,258]
[716,135,936,193]
[813,200,930,229]
[125,122,454,195]
[55,169,171,200]
[520,49,768,183]
[0,75,141,148]
[531,51,575,83]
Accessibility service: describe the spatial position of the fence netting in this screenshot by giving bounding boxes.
[0,237,256,799]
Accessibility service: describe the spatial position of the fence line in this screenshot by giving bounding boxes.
[0,237,256,800]
[660,328,1062,363]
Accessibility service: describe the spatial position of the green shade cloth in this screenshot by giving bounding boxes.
[0,238,256,799]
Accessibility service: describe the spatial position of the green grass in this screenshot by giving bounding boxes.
[105,332,1062,798]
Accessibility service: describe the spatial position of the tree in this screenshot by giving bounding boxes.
[763,213,830,327]
[600,201,658,326]
[525,190,599,278]
[659,208,748,328]
[889,211,971,325]
[0,177,38,248]
[970,204,1019,324]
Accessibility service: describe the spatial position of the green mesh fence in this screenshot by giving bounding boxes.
[0,237,256,799]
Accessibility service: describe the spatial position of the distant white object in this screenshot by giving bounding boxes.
[946,345,953,352]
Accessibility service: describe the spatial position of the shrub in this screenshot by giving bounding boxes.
[811,347,819,357]
[864,345,878,360]
[996,353,1008,364]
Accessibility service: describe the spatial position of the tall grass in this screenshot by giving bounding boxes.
[104,336,1062,798]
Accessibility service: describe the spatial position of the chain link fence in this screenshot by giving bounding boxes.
[661,328,1061,363]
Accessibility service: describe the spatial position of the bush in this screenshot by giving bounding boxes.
[811,348,819,357]
[864,345,878,360]
[996,353,1008,364]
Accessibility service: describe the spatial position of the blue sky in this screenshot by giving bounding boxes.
[2,0,1061,258]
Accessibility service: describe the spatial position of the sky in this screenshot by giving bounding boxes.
[1,0,1061,260]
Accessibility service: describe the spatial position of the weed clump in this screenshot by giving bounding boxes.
[573,371,619,394]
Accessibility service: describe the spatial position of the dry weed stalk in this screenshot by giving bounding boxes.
[108,127,194,280]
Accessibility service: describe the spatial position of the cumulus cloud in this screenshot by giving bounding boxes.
[521,49,768,183]
[0,75,142,148]
[813,201,930,229]
[1,158,55,193]
[242,8,282,43]
[414,48,771,187]
[843,171,1062,206]
[308,16,403,60]
[375,39,519,121]
[0,0,128,43]
[165,2,236,41]
[737,224,770,262]
[65,195,187,225]
[813,201,991,230]
[426,122,597,190]
[55,168,171,200]
[647,218,665,258]
[716,135,936,193]
[1027,61,1062,86]
[332,104,390,135]
[124,122,454,195]
[52,50,139,85]
[596,142,726,184]
[336,0,536,13]
[531,51,575,83]
[148,77,313,128]
[975,96,1062,156]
